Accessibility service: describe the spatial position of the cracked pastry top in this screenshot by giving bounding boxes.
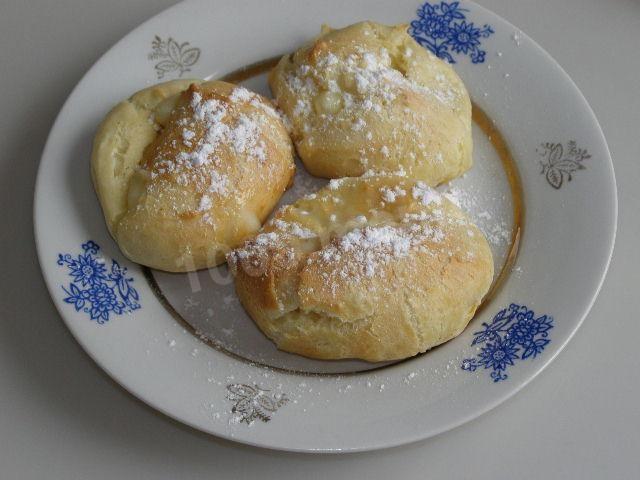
[269,21,472,185]
[91,80,295,272]
[228,174,493,362]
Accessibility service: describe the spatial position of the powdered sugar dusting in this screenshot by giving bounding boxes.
[282,39,459,136]
[197,195,212,212]
[229,86,254,103]
[316,222,444,279]
[147,85,283,210]
[412,182,442,206]
[207,171,228,195]
[328,178,347,190]
[439,183,511,248]
[380,185,406,203]
[272,219,317,239]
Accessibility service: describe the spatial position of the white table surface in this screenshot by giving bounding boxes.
[1,0,638,478]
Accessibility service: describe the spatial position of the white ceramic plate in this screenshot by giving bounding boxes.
[34,0,616,452]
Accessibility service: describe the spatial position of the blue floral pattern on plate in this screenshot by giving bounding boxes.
[409,1,494,63]
[57,241,140,323]
[461,304,554,382]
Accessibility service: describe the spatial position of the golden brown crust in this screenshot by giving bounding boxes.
[269,21,472,185]
[229,175,493,362]
[91,80,295,272]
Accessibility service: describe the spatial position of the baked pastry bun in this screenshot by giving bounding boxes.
[269,21,472,185]
[91,80,295,272]
[228,174,493,362]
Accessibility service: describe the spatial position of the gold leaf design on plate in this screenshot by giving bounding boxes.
[148,35,201,79]
[538,141,590,189]
[226,383,289,424]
